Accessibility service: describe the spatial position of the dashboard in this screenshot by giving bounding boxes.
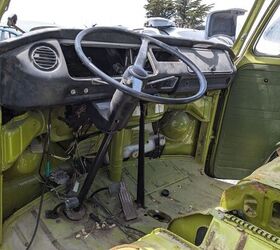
[0,28,235,109]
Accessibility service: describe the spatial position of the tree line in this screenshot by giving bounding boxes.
[144,0,214,29]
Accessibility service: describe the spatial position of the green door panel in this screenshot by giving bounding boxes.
[209,64,280,179]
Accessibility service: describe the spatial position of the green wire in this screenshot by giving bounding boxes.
[45,160,52,177]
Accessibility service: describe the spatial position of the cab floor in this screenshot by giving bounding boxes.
[3,156,230,250]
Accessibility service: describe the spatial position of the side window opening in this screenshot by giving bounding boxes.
[255,6,280,56]
[263,17,280,42]
[270,202,280,229]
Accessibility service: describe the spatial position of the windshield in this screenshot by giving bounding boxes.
[2,0,147,29]
[1,0,254,30]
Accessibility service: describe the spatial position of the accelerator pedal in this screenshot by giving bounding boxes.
[119,182,137,221]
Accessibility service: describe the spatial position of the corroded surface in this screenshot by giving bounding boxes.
[2,157,229,249]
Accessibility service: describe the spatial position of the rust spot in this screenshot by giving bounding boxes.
[251,182,268,194]
[205,230,215,247]
[235,233,247,250]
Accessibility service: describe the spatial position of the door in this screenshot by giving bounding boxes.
[207,1,280,179]
[205,8,246,42]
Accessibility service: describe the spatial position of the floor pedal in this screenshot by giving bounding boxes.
[119,182,137,221]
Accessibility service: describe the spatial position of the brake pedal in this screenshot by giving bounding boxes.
[119,182,137,221]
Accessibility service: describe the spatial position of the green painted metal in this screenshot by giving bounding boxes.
[199,212,280,249]
[167,95,212,123]
[159,111,199,155]
[168,212,212,245]
[186,97,212,123]
[0,0,10,21]
[221,181,280,238]
[1,156,228,249]
[127,103,165,128]
[159,95,215,156]
[125,209,280,249]
[2,175,42,220]
[160,111,196,141]
[0,108,2,244]
[112,228,196,249]
[2,2,280,249]
[240,0,280,67]
[2,141,68,220]
[107,97,215,179]
[0,111,45,172]
[245,157,280,192]
[0,108,2,243]
[195,91,220,164]
[50,107,73,142]
[3,149,41,180]
[209,64,280,179]
[232,0,266,57]
[0,175,2,245]
[208,1,280,179]
[109,129,125,182]
[108,102,165,181]
[220,157,280,238]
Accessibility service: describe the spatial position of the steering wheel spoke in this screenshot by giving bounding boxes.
[134,38,150,68]
[75,27,207,104]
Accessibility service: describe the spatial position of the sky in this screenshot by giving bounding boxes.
[1,0,255,29]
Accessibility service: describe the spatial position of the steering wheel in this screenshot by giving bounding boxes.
[75,27,207,104]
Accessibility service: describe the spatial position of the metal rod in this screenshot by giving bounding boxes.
[78,132,113,205]
[136,102,146,208]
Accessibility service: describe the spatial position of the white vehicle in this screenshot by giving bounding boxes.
[138,8,246,46]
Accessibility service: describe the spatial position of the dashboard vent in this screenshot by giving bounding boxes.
[31,45,58,71]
